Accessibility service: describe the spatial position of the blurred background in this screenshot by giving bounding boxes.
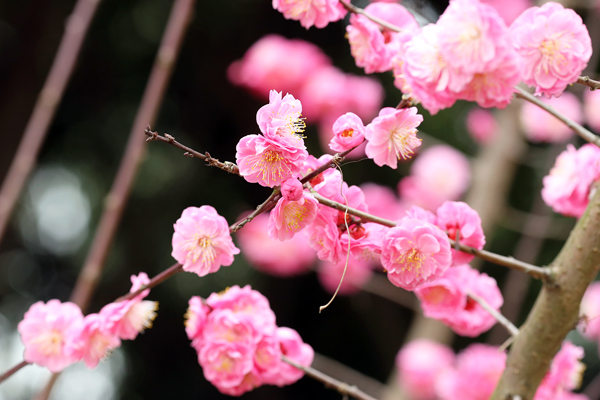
[1,0,600,399]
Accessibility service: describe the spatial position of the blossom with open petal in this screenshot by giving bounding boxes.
[257,90,306,150]
[272,0,347,29]
[365,107,423,169]
[65,313,121,369]
[172,206,240,277]
[268,178,318,241]
[436,201,485,266]
[329,112,365,153]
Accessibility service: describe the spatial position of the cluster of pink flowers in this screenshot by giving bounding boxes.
[396,340,588,400]
[272,0,347,29]
[172,205,240,277]
[17,273,158,372]
[185,286,313,395]
[542,144,600,218]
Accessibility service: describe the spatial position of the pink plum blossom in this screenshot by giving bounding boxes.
[99,272,158,340]
[480,0,532,25]
[329,113,365,153]
[317,257,373,295]
[381,218,452,290]
[365,107,423,169]
[344,222,389,265]
[405,205,437,225]
[281,177,304,201]
[185,296,211,342]
[360,183,405,221]
[254,334,283,381]
[584,89,600,133]
[343,74,385,121]
[510,2,592,98]
[65,313,121,369]
[520,92,582,143]
[542,144,600,217]
[268,179,318,241]
[579,282,600,341]
[304,206,345,265]
[237,213,315,277]
[236,134,308,187]
[396,340,455,400]
[534,341,586,400]
[272,0,347,29]
[436,201,485,266]
[256,90,307,150]
[18,300,83,372]
[466,108,499,144]
[436,344,506,400]
[202,309,258,347]
[264,327,314,387]
[416,264,503,337]
[227,35,330,99]
[199,341,254,390]
[399,145,471,211]
[171,206,240,277]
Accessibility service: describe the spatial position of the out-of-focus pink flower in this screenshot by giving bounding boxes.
[185,296,211,342]
[365,107,423,169]
[520,92,582,143]
[203,309,258,347]
[100,272,158,340]
[329,113,365,153]
[535,341,585,400]
[18,300,83,372]
[584,89,600,133]
[272,0,347,29]
[416,264,503,336]
[361,183,405,221]
[381,218,452,290]
[199,341,254,390]
[466,108,499,144]
[218,372,263,396]
[268,181,318,241]
[396,340,455,400]
[317,257,373,295]
[436,201,485,266]
[344,75,385,121]
[480,0,532,25]
[254,334,283,380]
[436,344,506,400]
[542,144,600,217]
[264,327,314,387]
[579,282,600,340]
[405,205,437,225]
[236,134,308,187]
[228,35,330,99]
[510,2,592,98]
[65,313,121,369]
[399,145,471,211]
[237,213,316,277]
[171,206,240,277]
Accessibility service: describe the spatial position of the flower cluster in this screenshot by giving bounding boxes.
[18,273,157,372]
[579,282,600,352]
[397,340,588,400]
[272,0,347,29]
[542,144,600,218]
[185,286,313,395]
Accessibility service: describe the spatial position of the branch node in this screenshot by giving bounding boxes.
[183,152,194,158]
[144,126,158,141]
[164,133,175,142]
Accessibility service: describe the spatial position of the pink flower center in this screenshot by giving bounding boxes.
[391,126,421,160]
[283,0,311,18]
[539,35,568,72]
[341,128,354,138]
[249,150,292,183]
[33,329,63,356]
[283,203,310,231]
[397,247,426,276]
[184,234,217,265]
[89,331,114,361]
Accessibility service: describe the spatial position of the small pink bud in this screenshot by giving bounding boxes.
[281,178,304,201]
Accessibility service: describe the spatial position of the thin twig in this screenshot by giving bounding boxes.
[0,361,29,384]
[468,292,519,337]
[281,355,378,400]
[115,262,183,302]
[339,0,402,32]
[577,76,600,91]
[311,192,553,282]
[0,0,103,245]
[229,189,280,232]
[515,87,600,147]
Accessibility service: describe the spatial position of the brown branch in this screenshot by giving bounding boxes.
[577,76,600,90]
[281,355,378,400]
[0,0,103,245]
[115,262,183,302]
[339,0,402,32]
[229,189,280,232]
[311,192,552,282]
[490,188,600,400]
[515,87,600,147]
[0,361,29,384]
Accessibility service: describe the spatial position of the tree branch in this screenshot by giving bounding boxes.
[339,0,402,32]
[577,76,600,90]
[468,292,519,337]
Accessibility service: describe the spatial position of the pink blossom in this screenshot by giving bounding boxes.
[281,178,304,201]
[264,327,314,387]
[217,372,263,396]
[345,222,389,264]
[520,92,582,143]
[272,0,347,29]
[343,74,385,121]
[579,282,600,340]
[317,257,373,295]
[329,113,365,153]
[381,218,452,290]
[254,334,283,379]
[416,265,503,337]
[236,134,308,187]
[542,144,600,217]
[227,35,330,99]
[584,89,600,133]
[360,183,405,221]
[171,206,240,277]
[436,201,485,266]
[185,296,211,342]
[396,340,455,400]
[202,309,258,347]
[405,205,437,225]
[480,0,532,25]
[18,300,83,372]
[466,108,499,144]
[256,90,307,150]
[65,313,121,369]
[398,145,471,211]
[510,2,592,98]
[436,344,506,400]
[365,107,423,169]
[534,341,585,400]
[304,206,345,265]
[199,341,254,390]
[99,272,158,340]
[237,213,315,277]
[268,182,319,241]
